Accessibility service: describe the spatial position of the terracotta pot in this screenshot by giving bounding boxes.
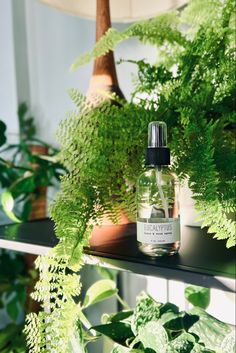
[29,144,48,220]
[89,210,135,247]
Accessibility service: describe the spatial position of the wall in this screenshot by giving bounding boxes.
[0,0,18,138]
[23,0,156,145]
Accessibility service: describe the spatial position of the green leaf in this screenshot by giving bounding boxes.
[6,296,19,322]
[138,321,168,353]
[96,266,118,281]
[159,312,180,327]
[169,332,196,352]
[185,285,210,309]
[189,307,233,351]
[160,302,179,316]
[10,175,35,197]
[131,293,161,335]
[16,285,27,307]
[91,322,134,346]
[110,310,134,323]
[0,324,20,350]
[220,331,236,353]
[163,313,199,332]
[1,191,21,223]
[83,279,118,308]
[182,314,199,332]
[0,120,7,147]
[21,199,32,221]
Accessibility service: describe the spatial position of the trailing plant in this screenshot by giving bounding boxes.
[24,94,157,353]
[24,1,235,352]
[81,281,235,353]
[0,103,65,222]
[79,280,234,353]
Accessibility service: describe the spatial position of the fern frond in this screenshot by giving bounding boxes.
[196,200,236,248]
[71,12,187,71]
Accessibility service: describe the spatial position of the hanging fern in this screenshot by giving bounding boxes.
[24,95,157,352]
[71,0,236,247]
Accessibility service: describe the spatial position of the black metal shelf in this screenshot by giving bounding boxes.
[0,219,235,292]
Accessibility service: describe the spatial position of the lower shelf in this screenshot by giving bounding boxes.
[0,219,235,292]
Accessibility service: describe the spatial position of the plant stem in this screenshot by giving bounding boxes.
[115,293,130,310]
[0,156,33,172]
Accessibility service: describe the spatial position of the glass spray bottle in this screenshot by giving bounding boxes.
[137,121,180,256]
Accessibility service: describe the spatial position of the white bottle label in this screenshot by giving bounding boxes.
[137,220,180,244]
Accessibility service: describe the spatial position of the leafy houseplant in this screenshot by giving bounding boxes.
[77,282,235,353]
[0,105,64,353]
[0,249,34,353]
[25,0,235,352]
[0,103,65,222]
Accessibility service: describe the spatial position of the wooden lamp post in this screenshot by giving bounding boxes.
[40,0,187,99]
[87,0,125,100]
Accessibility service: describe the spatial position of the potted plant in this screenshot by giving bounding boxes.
[0,104,66,321]
[77,280,235,353]
[0,103,65,223]
[24,0,235,352]
[71,0,236,248]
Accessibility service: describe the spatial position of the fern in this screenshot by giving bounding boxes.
[25,96,157,352]
[71,12,187,70]
[73,0,235,246]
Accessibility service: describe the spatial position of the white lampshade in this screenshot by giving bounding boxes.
[40,0,188,23]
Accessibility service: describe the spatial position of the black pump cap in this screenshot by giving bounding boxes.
[145,121,170,166]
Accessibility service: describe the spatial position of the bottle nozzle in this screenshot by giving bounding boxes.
[145,121,170,166]
[148,121,167,148]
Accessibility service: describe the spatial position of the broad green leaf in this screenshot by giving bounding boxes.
[220,331,236,353]
[166,347,178,353]
[182,314,199,331]
[110,310,134,323]
[191,344,215,353]
[0,324,20,350]
[0,120,7,146]
[10,175,35,197]
[91,322,134,346]
[96,266,118,280]
[189,307,232,351]
[169,332,195,352]
[185,285,210,309]
[138,321,168,353]
[1,191,21,223]
[83,279,118,308]
[159,312,180,326]
[160,302,179,316]
[9,329,26,352]
[21,199,32,221]
[16,285,27,307]
[131,293,160,335]
[0,298,4,309]
[165,313,199,332]
[6,296,19,322]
